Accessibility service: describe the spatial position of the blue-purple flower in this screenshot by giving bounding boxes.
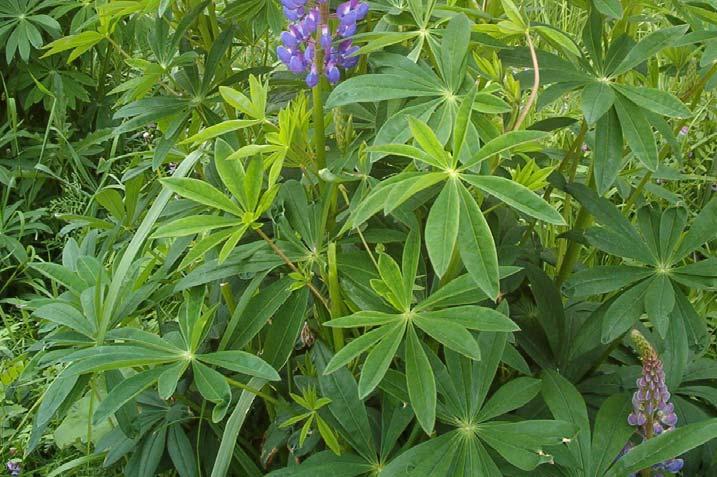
[6,461,21,477]
[277,0,367,87]
[619,330,684,476]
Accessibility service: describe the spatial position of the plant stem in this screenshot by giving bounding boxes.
[512,31,540,131]
[555,169,594,286]
[327,242,345,351]
[227,377,278,405]
[255,226,330,311]
[312,3,329,171]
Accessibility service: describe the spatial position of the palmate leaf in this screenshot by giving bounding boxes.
[591,394,634,476]
[461,174,565,225]
[541,370,591,474]
[405,325,437,434]
[475,377,542,422]
[413,314,481,360]
[357,322,405,399]
[93,367,166,425]
[593,107,623,194]
[161,177,243,216]
[407,116,451,168]
[425,179,461,277]
[461,130,548,169]
[457,183,500,299]
[610,25,689,76]
[582,80,615,125]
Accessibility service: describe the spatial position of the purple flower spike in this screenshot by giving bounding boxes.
[619,330,684,475]
[278,0,368,87]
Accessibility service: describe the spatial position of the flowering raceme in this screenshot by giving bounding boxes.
[277,0,367,87]
[620,330,684,476]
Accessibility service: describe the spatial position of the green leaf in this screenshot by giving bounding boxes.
[453,86,477,161]
[540,370,590,474]
[158,362,188,400]
[613,94,658,171]
[181,119,262,144]
[192,361,231,421]
[326,74,440,108]
[461,130,548,169]
[413,314,481,360]
[462,175,565,225]
[591,394,634,476]
[611,25,689,76]
[325,311,403,328]
[613,84,690,118]
[606,419,717,476]
[419,306,519,332]
[476,377,542,422]
[265,452,373,477]
[581,81,615,124]
[440,14,472,91]
[214,139,246,204]
[31,262,86,295]
[210,377,266,477]
[601,279,651,343]
[34,303,96,338]
[95,188,126,221]
[168,424,199,477]
[313,343,376,461]
[93,367,165,424]
[366,144,435,167]
[227,277,293,349]
[161,177,243,215]
[476,421,571,471]
[533,25,581,57]
[378,252,409,311]
[644,274,675,337]
[592,0,623,19]
[316,416,342,455]
[343,173,422,229]
[35,372,79,431]
[402,227,421,301]
[674,197,717,260]
[153,215,243,238]
[500,0,526,28]
[425,180,461,277]
[457,184,500,299]
[261,288,309,370]
[405,325,436,434]
[563,265,653,297]
[324,325,396,374]
[593,107,624,194]
[383,173,448,214]
[358,323,405,399]
[199,351,280,380]
[408,116,451,168]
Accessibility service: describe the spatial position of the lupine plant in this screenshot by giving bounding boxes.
[2,0,717,476]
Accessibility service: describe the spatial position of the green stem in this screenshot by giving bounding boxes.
[227,377,278,405]
[327,242,345,351]
[555,169,594,286]
[312,4,329,172]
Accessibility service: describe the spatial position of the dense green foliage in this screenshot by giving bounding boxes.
[2,0,717,475]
